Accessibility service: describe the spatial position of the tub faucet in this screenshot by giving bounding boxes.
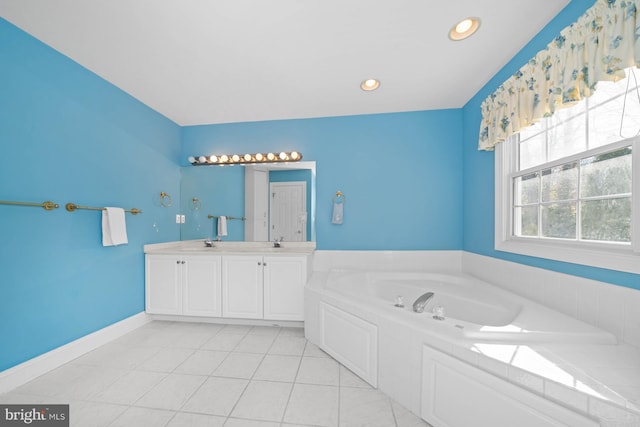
[412,292,434,313]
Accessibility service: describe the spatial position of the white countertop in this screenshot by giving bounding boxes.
[144,240,316,255]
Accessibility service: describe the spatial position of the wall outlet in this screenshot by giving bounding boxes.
[180,215,185,224]
[175,214,181,224]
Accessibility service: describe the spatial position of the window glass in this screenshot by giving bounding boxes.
[581,198,631,242]
[519,132,546,170]
[589,94,640,148]
[547,114,586,162]
[514,206,539,237]
[541,203,576,239]
[541,163,578,202]
[514,173,539,204]
[580,147,632,198]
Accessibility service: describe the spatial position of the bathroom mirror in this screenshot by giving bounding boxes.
[180,161,316,242]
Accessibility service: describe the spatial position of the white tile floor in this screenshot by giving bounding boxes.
[1,321,431,427]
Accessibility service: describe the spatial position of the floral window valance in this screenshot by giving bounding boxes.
[478,0,640,151]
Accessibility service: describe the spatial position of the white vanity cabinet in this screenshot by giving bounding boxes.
[145,254,222,317]
[222,254,308,321]
[263,255,307,321]
[145,248,310,322]
[221,255,264,319]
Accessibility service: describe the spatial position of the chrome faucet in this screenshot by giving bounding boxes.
[412,292,434,313]
[273,237,283,248]
[204,238,214,247]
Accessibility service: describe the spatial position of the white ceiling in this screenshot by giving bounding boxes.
[0,0,570,126]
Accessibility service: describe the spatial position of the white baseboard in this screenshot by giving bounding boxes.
[148,314,303,329]
[0,312,150,395]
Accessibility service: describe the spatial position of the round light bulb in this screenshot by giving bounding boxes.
[244,154,252,162]
[210,155,218,163]
[198,156,207,163]
[456,19,473,33]
[279,152,288,160]
[291,151,300,160]
[267,152,276,161]
[232,154,240,162]
[449,17,480,41]
[360,79,380,91]
[255,153,264,161]
[188,156,196,163]
[220,155,229,163]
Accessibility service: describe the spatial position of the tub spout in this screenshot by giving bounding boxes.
[413,292,434,313]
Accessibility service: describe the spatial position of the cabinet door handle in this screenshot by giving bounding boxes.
[181,261,186,264]
[263,262,267,266]
[176,260,180,264]
[258,262,262,266]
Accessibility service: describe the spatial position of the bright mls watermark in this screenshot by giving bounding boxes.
[0,405,69,426]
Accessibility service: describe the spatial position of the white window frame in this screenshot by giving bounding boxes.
[495,135,640,274]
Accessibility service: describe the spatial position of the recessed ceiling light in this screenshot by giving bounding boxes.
[360,79,380,91]
[449,17,480,41]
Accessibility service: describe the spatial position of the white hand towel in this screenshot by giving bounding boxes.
[102,207,128,246]
[331,202,343,224]
[218,216,228,237]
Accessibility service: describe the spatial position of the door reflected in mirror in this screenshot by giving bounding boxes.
[180,161,315,242]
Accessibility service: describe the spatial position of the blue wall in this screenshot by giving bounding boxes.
[0,18,182,371]
[461,0,639,290]
[181,110,464,251]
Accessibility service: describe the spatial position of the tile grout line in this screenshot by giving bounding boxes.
[389,395,400,427]
[279,336,307,425]
[220,325,281,425]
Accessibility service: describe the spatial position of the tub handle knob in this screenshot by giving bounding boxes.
[432,304,445,321]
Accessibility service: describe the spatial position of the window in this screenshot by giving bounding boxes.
[495,68,640,274]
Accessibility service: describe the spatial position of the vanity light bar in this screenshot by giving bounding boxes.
[188,151,302,166]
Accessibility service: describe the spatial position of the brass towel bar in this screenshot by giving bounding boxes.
[66,203,142,215]
[1,199,141,215]
[207,214,246,221]
[0,199,59,210]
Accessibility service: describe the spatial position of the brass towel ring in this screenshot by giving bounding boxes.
[192,197,202,211]
[159,192,172,208]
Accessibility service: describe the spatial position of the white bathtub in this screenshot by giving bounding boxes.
[304,256,636,427]
[323,269,617,344]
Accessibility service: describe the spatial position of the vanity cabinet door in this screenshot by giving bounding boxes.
[222,255,264,319]
[145,254,182,315]
[183,255,222,317]
[263,255,307,321]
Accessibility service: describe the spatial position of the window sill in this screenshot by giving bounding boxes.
[495,238,640,274]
